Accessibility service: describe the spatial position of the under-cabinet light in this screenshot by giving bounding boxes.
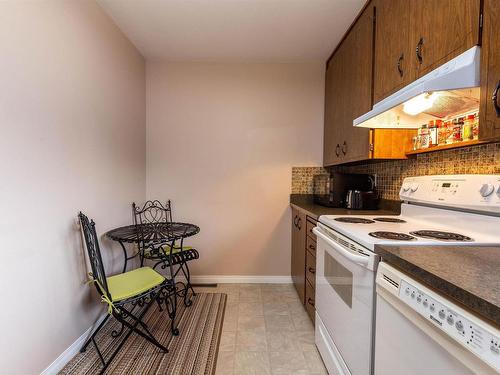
[403,92,439,116]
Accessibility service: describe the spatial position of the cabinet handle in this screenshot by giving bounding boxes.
[308,267,316,274]
[307,298,315,306]
[342,141,347,155]
[397,53,404,77]
[309,244,315,250]
[297,218,302,230]
[335,144,340,157]
[493,80,500,117]
[416,37,424,64]
[293,215,298,227]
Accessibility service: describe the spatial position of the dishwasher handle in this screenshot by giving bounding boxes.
[313,226,371,268]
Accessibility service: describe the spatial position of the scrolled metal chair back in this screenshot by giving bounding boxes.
[79,212,110,299]
[132,200,173,225]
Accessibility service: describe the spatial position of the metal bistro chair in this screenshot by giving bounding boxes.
[132,200,199,307]
[78,212,177,374]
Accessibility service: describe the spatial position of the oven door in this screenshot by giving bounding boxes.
[313,224,379,375]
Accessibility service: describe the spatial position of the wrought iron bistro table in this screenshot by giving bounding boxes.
[104,222,200,273]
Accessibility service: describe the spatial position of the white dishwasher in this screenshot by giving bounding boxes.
[375,262,500,375]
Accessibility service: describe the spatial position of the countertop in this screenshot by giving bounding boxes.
[375,244,500,327]
[290,194,400,220]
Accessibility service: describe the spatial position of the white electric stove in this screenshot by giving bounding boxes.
[313,174,500,375]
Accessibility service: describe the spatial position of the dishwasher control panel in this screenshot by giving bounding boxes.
[399,280,500,372]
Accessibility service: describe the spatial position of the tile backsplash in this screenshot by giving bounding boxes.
[334,142,500,200]
[292,142,500,200]
[291,166,328,194]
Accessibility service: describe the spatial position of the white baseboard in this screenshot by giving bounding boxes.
[40,314,107,375]
[189,275,293,284]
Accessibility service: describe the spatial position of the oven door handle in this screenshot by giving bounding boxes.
[313,227,370,267]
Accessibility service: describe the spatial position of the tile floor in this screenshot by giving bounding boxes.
[194,283,327,375]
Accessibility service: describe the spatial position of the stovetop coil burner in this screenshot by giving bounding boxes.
[373,217,407,223]
[369,231,416,241]
[334,217,375,224]
[409,230,473,242]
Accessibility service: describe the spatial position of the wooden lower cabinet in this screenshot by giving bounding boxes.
[291,208,317,322]
[479,0,500,141]
[306,235,316,257]
[306,250,316,289]
[291,207,306,303]
[305,280,316,323]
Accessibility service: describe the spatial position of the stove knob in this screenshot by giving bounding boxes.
[410,183,419,192]
[402,183,411,192]
[439,310,446,319]
[497,186,500,198]
[456,321,464,331]
[479,183,494,197]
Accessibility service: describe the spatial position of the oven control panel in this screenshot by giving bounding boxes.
[400,174,500,213]
[399,279,500,372]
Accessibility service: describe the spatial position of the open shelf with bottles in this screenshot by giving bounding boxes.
[406,139,487,156]
[406,107,484,156]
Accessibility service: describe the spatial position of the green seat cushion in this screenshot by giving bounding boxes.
[107,267,165,302]
[144,245,193,258]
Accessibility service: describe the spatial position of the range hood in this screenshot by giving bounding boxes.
[354,46,481,129]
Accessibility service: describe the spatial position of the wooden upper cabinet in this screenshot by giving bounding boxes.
[324,3,413,166]
[373,0,481,104]
[373,0,414,103]
[410,0,481,77]
[323,57,345,166]
[339,6,373,164]
[323,5,373,166]
[479,0,500,141]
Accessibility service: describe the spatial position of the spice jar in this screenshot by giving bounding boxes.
[419,124,430,148]
[463,115,474,140]
[472,113,479,140]
[445,120,454,144]
[437,119,446,145]
[428,120,438,147]
[453,118,463,143]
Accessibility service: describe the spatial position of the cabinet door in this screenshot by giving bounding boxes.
[339,6,373,164]
[324,5,374,166]
[373,0,414,103]
[305,280,315,323]
[479,0,500,141]
[410,0,481,77]
[371,129,416,159]
[323,56,345,166]
[291,208,298,298]
[291,208,306,303]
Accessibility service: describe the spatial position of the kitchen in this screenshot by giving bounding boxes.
[1,1,499,374]
[295,0,500,374]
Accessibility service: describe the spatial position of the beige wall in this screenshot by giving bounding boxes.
[146,62,324,276]
[0,1,145,373]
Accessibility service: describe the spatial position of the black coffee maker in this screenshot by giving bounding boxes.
[313,172,379,209]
